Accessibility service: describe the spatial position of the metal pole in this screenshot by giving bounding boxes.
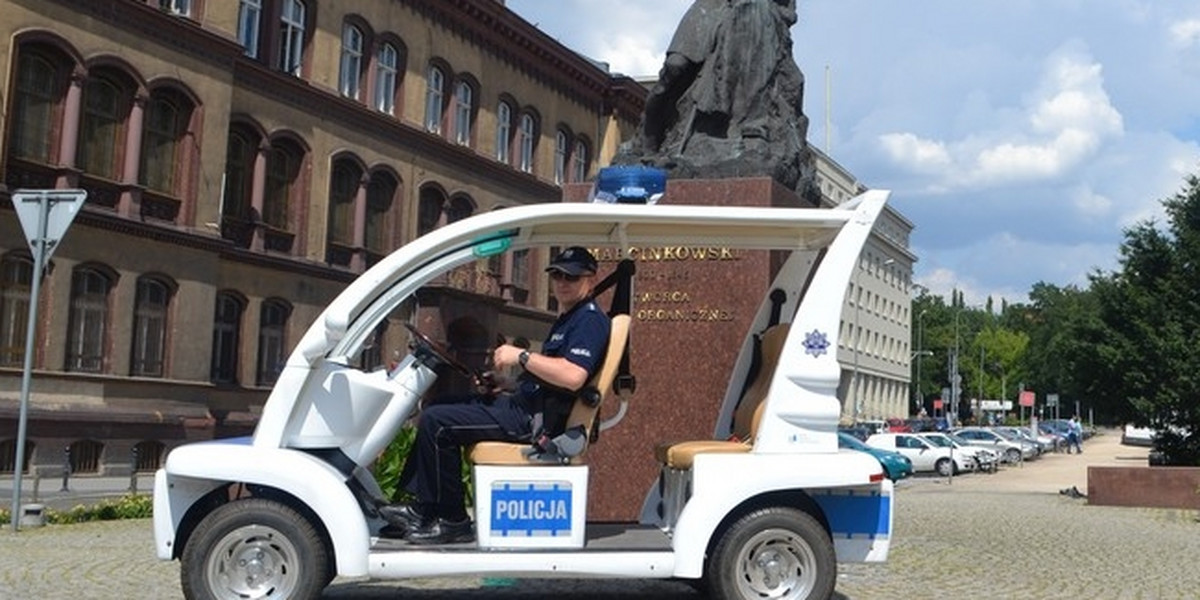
[915,310,926,414]
[10,192,49,532]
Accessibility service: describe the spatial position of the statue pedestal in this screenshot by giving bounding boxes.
[563,177,813,520]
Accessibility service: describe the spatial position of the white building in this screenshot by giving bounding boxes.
[811,148,916,424]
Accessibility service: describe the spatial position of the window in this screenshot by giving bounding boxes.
[446,195,474,224]
[10,49,66,163]
[131,277,172,377]
[66,266,113,373]
[365,173,397,254]
[211,292,243,384]
[132,440,165,471]
[554,129,568,185]
[222,128,256,224]
[452,80,473,146]
[237,0,262,57]
[78,73,131,180]
[257,299,290,386]
[424,65,444,133]
[159,0,191,16]
[328,161,360,246]
[495,101,512,164]
[0,439,33,474]
[572,139,589,183]
[339,24,364,100]
[517,113,536,174]
[375,43,398,114]
[417,186,445,236]
[140,90,191,194]
[0,256,33,368]
[278,0,306,75]
[263,141,300,231]
[68,440,103,474]
[511,248,530,291]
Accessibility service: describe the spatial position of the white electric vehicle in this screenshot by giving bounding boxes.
[153,190,896,600]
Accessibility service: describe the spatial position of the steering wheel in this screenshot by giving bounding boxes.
[403,323,476,379]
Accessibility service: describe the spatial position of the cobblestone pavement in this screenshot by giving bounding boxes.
[2,430,1198,599]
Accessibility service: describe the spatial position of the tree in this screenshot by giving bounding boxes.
[1084,173,1200,465]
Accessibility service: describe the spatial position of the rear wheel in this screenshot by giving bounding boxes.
[181,498,330,600]
[1005,447,1022,463]
[706,506,835,600]
[935,457,953,476]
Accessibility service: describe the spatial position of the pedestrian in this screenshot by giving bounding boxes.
[1068,416,1083,454]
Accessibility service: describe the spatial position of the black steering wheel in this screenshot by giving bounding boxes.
[403,323,476,379]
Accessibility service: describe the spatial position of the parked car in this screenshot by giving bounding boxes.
[1121,424,1156,446]
[885,417,912,433]
[866,433,974,476]
[990,427,1044,458]
[838,426,872,442]
[1001,426,1057,454]
[918,432,999,473]
[838,432,913,482]
[952,427,1034,463]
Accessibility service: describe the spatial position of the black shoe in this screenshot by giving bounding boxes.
[405,517,475,545]
[378,503,430,532]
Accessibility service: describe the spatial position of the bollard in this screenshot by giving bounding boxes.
[60,446,72,492]
[129,446,139,493]
[32,472,40,503]
[19,503,46,528]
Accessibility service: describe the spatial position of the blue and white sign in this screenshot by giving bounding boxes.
[490,481,573,537]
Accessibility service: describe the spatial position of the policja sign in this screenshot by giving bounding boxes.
[8,189,86,531]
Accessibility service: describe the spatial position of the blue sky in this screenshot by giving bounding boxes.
[505,0,1200,305]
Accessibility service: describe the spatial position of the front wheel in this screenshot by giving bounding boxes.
[706,506,836,600]
[1005,448,1022,463]
[180,498,331,600]
[935,457,953,476]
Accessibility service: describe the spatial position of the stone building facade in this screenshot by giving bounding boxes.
[0,0,643,477]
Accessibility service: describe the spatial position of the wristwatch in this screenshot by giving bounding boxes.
[518,350,531,369]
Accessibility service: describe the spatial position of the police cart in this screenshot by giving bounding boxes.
[153,188,895,600]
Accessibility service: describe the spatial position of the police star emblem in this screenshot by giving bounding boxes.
[803,329,830,357]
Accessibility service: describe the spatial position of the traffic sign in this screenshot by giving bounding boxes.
[1046,393,1059,407]
[12,189,86,261]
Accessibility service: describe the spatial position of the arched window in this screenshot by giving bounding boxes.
[10,47,69,163]
[210,292,244,384]
[365,172,397,255]
[263,140,301,232]
[0,255,33,368]
[140,89,193,194]
[66,266,114,373]
[328,160,361,246]
[375,42,399,114]
[517,113,536,174]
[339,23,364,100]
[221,126,257,246]
[418,186,446,237]
[0,439,34,474]
[132,440,165,471]
[68,439,103,474]
[257,299,290,386]
[78,72,132,180]
[572,138,589,183]
[554,129,569,185]
[453,79,473,146]
[131,276,174,377]
[424,65,444,134]
[446,195,474,224]
[495,100,512,164]
[278,0,306,75]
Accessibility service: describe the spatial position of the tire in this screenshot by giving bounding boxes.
[935,458,953,477]
[180,498,331,600]
[1004,448,1021,464]
[706,506,836,600]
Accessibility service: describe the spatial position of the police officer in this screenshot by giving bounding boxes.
[381,246,610,544]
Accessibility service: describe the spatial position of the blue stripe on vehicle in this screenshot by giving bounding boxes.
[810,490,890,539]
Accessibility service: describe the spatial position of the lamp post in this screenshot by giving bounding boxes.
[914,309,928,413]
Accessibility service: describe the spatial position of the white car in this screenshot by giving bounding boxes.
[865,433,975,476]
[152,190,896,600]
[918,432,999,473]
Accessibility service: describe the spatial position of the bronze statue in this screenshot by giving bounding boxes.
[618,0,816,200]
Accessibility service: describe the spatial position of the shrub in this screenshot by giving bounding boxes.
[0,494,153,526]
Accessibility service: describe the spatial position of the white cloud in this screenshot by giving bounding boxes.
[1169,19,1200,47]
[879,133,951,173]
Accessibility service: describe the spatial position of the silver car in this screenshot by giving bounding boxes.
[951,427,1035,463]
[919,432,999,472]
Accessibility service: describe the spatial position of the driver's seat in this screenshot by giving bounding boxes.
[468,314,631,466]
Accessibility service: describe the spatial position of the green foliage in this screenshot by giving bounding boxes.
[0,494,153,526]
[372,425,474,506]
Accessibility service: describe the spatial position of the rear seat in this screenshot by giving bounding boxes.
[654,323,790,470]
[468,314,631,466]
